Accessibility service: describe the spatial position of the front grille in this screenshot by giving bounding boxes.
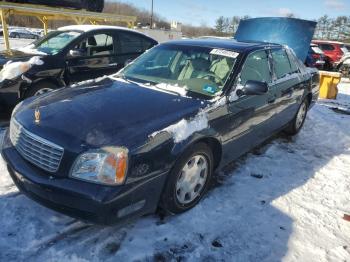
[10,119,64,173]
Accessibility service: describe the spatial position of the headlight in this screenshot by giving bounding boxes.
[71,147,128,186]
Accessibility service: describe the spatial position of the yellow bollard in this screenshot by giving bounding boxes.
[318,71,341,99]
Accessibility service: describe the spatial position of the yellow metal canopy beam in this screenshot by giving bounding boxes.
[0,8,10,51]
[0,2,137,52]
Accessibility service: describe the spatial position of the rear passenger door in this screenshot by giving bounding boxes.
[115,32,156,67]
[269,48,302,128]
[66,31,119,83]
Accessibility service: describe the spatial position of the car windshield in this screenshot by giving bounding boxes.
[27,30,82,55]
[118,44,238,97]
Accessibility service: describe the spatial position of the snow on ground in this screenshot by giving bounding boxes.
[0,82,350,261]
[0,38,35,51]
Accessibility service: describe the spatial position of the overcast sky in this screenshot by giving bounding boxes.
[111,0,349,26]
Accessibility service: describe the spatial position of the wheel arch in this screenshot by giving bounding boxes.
[171,135,223,171]
[21,78,62,98]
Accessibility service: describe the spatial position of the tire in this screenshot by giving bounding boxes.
[339,64,350,78]
[284,98,309,136]
[160,143,214,214]
[24,82,58,99]
[83,0,104,12]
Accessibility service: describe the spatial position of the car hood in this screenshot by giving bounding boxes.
[235,17,317,62]
[14,78,208,151]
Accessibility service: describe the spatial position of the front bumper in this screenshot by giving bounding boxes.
[1,132,168,225]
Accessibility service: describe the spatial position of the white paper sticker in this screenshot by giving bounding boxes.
[210,49,239,59]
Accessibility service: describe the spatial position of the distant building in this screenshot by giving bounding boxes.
[171,21,182,32]
[136,21,182,43]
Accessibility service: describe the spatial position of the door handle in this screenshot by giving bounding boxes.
[268,97,276,104]
[287,89,294,97]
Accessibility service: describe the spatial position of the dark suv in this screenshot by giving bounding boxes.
[0,25,158,115]
[4,0,105,12]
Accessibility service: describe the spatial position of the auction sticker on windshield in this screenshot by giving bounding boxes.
[210,49,239,58]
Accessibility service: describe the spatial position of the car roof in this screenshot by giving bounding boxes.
[58,25,140,34]
[163,38,282,52]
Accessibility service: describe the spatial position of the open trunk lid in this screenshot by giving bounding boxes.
[234,17,317,62]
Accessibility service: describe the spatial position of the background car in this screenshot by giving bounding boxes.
[306,44,326,69]
[0,25,158,115]
[9,28,40,39]
[3,0,105,12]
[345,43,350,52]
[312,40,347,69]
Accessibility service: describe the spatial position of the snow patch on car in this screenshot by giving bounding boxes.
[70,75,109,88]
[0,56,44,82]
[155,83,188,97]
[151,111,208,143]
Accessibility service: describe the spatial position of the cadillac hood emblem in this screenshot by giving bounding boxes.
[34,108,41,124]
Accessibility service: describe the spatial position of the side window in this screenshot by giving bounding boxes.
[271,49,294,79]
[240,50,271,85]
[319,44,335,51]
[286,49,299,73]
[118,32,144,54]
[142,38,156,51]
[73,33,114,57]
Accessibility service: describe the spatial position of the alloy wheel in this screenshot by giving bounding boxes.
[175,154,209,205]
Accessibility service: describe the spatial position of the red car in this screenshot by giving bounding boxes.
[312,40,347,69]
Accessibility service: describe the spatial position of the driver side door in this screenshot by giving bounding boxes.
[218,49,279,160]
[65,32,120,83]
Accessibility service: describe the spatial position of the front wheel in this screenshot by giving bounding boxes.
[24,82,58,99]
[160,143,214,214]
[284,99,308,136]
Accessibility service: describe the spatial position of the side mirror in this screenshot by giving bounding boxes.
[68,49,83,57]
[124,59,134,67]
[236,80,268,97]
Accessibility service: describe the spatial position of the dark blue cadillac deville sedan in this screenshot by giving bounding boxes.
[1,34,320,224]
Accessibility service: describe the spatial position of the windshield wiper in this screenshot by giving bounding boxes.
[114,74,154,86]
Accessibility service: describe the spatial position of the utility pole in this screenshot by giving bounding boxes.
[150,0,154,29]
